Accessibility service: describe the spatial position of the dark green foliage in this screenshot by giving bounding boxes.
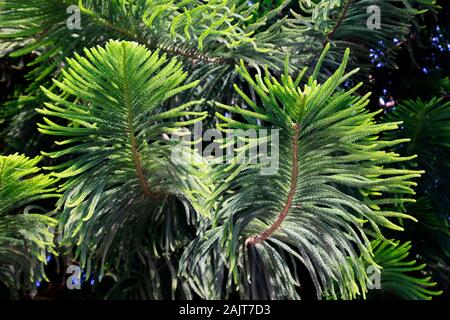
[384,97,450,293]
[384,98,450,208]
[369,239,442,300]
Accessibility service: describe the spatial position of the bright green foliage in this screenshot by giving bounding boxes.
[0,0,445,300]
[0,0,289,97]
[369,239,442,300]
[0,0,430,98]
[0,0,434,158]
[181,47,426,300]
[0,154,57,294]
[37,40,211,294]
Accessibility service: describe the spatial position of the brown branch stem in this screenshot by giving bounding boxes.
[326,0,353,42]
[246,123,300,246]
[122,49,159,199]
[91,15,235,66]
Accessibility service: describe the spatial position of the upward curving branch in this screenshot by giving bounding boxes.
[37,41,211,289]
[121,51,158,199]
[246,123,301,246]
[182,49,424,300]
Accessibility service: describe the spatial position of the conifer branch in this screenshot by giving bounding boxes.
[246,123,300,246]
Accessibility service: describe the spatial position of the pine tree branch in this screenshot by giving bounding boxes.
[122,53,159,199]
[246,123,300,246]
[326,0,354,42]
[87,11,235,66]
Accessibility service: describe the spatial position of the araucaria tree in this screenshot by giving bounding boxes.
[0,0,448,300]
